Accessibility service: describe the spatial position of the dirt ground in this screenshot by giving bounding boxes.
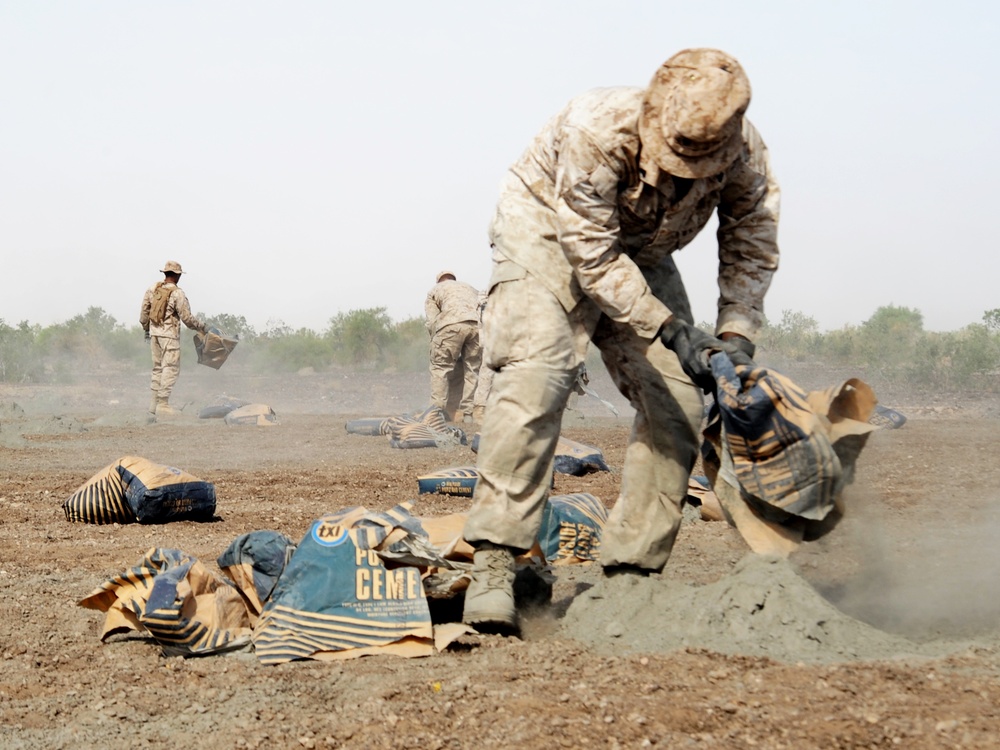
[2,359,1000,749]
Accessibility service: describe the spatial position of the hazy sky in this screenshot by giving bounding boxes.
[1,1,995,334]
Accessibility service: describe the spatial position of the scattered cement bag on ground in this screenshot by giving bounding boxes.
[344,417,390,436]
[869,403,907,429]
[416,467,479,497]
[252,504,439,664]
[469,433,609,476]
[79,548,252,656]
[199,396,250,419]
[63,456,216,524]
[217,530,298,621]
[224,404,279,426]
[193,327,239,370]
[552,436,610,475]
[345,406,466,447]
[701,353,876,552]
[537,493,607,564]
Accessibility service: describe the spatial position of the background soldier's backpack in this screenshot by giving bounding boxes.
[149,282,173,326]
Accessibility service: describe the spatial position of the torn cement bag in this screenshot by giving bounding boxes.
[345,405,448,436]
[703,352,875,532]
[217,530,298,621]
[389,422,467,449]
[79,548,252,656]
[416,467,479,496]
[537,493,607,564]
[63,456,216,524]
[193,327,239,370]
[252,504,436,664]
[224,404,279,426]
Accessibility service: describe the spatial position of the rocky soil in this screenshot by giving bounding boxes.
[2,360,1000,749]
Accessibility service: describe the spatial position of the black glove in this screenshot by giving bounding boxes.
[144,331,150,342]
[659,318,727,393]
[725,335,756,359]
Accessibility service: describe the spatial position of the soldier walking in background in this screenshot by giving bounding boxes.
[139,260,209,420]
[424,271,482,423]
[461,48,780,633]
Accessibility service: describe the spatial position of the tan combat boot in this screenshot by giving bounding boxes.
[147,395,159,423]
[463,542,518,633]
[450,410,466,424]
[155,398,181,417]
[471,405,486,423]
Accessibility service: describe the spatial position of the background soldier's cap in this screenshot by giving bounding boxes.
[639,48,751,179]
[161,260,184,274]
[435,270,456,283]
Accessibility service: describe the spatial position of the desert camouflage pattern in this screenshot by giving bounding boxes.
[489,86,779,341]
[424,279,480,335]
[140,281,206,339]
[140,280,207,407]
[425,279,482,415]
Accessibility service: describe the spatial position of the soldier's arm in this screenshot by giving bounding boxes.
[175,291,208,333]
[139,288,151,331]
[554,127,671,340]
[714,120,780,341]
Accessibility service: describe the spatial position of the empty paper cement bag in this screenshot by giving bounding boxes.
[224,404,279,426]
[79,548,252,656]
[193,327,239,370]
[217,530,298,621]
[63,456,216,525]
[252,504,437,664]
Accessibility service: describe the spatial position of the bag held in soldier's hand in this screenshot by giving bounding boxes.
[194,327,239,370]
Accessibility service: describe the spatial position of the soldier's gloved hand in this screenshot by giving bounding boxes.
[144,331,151,342]
[722,334,756,360]
[659,317,728,393]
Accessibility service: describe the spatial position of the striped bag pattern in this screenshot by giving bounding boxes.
[538,493,608,563]
[710,353,846,522]
[63,463,135,524]
[79,548,252,656]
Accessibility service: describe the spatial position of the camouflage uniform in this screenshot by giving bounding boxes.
[140,277,207,416]
[471,289,494,421]
[424,278,483,419]
[464,74,780,572]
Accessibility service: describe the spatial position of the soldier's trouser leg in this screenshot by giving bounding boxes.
[463,272,591,552]
[459,328,483,415]
[429,327,465,410]
[595,258,705,572]
[155,338,181,404]
[149,337,164,413]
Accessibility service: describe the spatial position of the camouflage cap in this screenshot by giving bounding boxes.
[436,270,456,283]
[639,48,751,179]
[161,260,184,275]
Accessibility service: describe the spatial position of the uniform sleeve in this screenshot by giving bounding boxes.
[139,288,152,330]
[174,290,206,333]
[424,290,439,335]
[714,121,780,340]
[554,127,672,340]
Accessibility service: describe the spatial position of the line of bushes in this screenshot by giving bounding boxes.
[2,304,999,391]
